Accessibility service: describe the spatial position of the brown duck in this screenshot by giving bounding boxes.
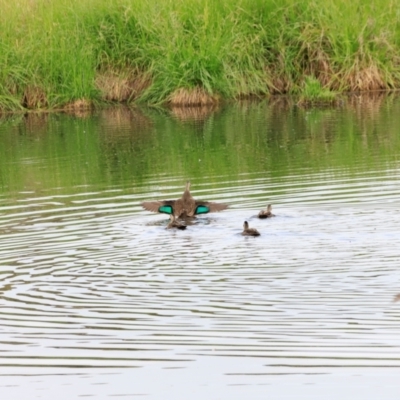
[141,181,228,218]
[258,204,275,219]
[241,221,260,236]
[166,215,187,230]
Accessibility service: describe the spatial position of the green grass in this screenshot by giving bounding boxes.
[298,76,338,105]
[1,0,400,110]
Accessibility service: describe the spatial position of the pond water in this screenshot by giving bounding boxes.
[0,96,400,399]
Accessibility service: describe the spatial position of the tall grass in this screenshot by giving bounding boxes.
[1,0,400,110]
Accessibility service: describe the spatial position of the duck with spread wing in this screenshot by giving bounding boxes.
[141,181,228,218]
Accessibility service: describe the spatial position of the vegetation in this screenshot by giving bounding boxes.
[1,0,400,110]
[298,77,338,106]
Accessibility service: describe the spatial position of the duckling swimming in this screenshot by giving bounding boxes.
[241,221,260,236]
[258,204,275,219]
[142,181,228,218]
[166,214,187,230]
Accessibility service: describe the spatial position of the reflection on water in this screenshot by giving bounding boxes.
[1,96,400,399]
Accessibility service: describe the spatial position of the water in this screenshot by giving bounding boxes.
[1,97,400,399]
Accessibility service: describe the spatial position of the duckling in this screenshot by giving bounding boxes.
[241,221,260,236]
[166,214,187,230]
[142,181,228,218]
[258,204,275,219]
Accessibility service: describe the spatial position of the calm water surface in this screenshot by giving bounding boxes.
[1,97,400,399]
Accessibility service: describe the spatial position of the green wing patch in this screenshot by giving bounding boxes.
[195,205,210,214]
[159,205,174,214]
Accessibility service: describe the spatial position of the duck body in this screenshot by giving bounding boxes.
[166,214,187,230]
[241,221,260,236]
[258,204,275,219]
[141,181,228,218]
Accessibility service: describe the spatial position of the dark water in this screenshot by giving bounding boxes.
[1,96,400,399]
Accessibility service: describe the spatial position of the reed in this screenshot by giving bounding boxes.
[1,0,400,110]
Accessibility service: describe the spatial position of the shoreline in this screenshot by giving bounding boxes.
[8,85,399,114]
[0,91,395,120]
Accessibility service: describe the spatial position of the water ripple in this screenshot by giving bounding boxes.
[0,170,400,399]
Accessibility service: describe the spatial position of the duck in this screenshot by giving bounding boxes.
[241,221,260,236]
[141,181,228,218]
[166,214,187,230]
[258,204,275,219]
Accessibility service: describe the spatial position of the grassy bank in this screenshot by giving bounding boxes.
[1,0,400,110]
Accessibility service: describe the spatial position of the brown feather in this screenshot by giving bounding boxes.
[141,200,176,213]
[258,204,275,219]
[195,201,229,212]
[242,221,260,236]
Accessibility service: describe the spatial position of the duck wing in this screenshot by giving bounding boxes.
[141,200,176,214]
[194,201,228,214]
